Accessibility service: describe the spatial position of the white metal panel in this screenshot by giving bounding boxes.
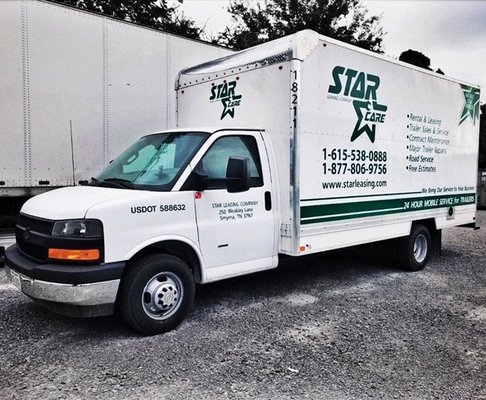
[297,38,478,252]
[177,29,319,87]
[177,63,294,239]
[0,1,26,188]
[104,20,168,164]
[26,1,104,187]
[299,40,478,203]
[104,27,232,166]
[167,35,230,129]
[86,190,199,264]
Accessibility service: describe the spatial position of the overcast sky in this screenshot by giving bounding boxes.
[176,0,485,103]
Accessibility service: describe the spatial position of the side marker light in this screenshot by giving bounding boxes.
[48,248,100,261]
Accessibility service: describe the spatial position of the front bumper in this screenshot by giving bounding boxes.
[4,245,125,317]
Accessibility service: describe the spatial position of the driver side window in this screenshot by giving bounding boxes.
[190,135,263,190]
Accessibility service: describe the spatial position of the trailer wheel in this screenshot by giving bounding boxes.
[397,224,431,271]
[118,254,195,335]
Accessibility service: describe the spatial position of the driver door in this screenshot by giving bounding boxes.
[186,132,277,282]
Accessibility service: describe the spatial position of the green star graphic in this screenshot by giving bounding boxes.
[220,93,242,120]
[351,100,375,142]
[351,100,388,143]
[459,85,480,125]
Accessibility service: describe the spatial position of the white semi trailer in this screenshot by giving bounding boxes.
[0,0,231,252]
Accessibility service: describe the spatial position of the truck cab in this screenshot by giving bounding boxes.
[5,128,279,334]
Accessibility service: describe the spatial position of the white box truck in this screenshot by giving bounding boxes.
[0,0,231,252]
[4,30,480,334]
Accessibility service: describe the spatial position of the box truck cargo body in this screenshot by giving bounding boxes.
[0,0,231,231]
[177,30,479,256]
[5,30,480,334]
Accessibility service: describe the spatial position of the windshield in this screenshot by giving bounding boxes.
[94,131,209,191]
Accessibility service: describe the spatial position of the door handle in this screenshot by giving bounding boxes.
[264,191,272,211]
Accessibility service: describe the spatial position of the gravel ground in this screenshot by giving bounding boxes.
[0,212,485,400]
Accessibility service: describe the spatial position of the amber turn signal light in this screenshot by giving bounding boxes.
[48,248,100,261]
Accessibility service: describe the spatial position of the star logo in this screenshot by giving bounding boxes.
[209,80,243,120]
[459,85,480,125]
[327,65,388,143]
[220,93,242,119]
[351,100,388,143]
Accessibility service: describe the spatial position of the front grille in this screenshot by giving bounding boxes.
[17,239,47,261]
[16,213,53,262]
[17,214,53,235]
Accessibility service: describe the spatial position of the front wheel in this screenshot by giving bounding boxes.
[397,224,431,271]
[118,254,195,335]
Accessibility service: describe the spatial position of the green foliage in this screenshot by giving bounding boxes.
[218,0,384,52]
[399,49,432,70]
[48,0,201,39]
[480,104,486,169]
[399,49,445,75]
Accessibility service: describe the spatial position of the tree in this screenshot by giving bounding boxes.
[48,0,201,39]
[480,104,486,169]
[218,0,384,52]
[399,49,444,75]
[399,49,432,70]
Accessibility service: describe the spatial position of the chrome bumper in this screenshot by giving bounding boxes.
[5,265,119,307]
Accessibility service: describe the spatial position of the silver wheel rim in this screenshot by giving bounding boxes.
[142,272,184,320]
[413,233,428,264]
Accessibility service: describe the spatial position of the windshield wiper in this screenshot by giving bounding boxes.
[83,177,101,186]
[100,178,134,189]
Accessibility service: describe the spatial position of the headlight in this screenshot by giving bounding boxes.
[51,219,103,237]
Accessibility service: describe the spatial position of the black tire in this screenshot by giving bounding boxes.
[118,253,195,335]
[397,224,431,271]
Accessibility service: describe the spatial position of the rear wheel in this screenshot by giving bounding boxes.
[397,224,431,271]
[118,254,195,335]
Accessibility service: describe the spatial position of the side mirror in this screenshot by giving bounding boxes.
[226,157,250,193]
[193,170,208,191]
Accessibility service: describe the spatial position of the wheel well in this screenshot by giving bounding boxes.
[412,218,437,233]
[128,241,202,283]
[411,218,441,256]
